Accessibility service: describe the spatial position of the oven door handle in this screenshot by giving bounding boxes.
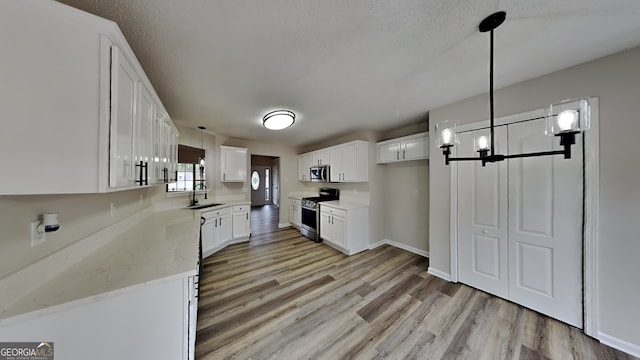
[301,205,317,211]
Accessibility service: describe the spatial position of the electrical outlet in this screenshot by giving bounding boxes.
[110,203,116,216]
[30,221,45,247]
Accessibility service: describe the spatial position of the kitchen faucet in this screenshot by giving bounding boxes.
[190,190,199,207]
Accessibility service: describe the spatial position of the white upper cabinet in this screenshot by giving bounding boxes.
[329,141,369,182]
[136,84,155,184]
[298,140,369,183]
[377,132,429,164]
[0,1,177,194]
[298,154,312,181]
[109,46,138,188]
[311,149,330,166]
[220,146,248,182]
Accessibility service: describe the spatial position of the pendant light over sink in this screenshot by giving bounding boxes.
[435,11,591,167]
[263,110,295,130]
[198,126,206,167]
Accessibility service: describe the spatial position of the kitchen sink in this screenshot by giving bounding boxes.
[186,203,224,210]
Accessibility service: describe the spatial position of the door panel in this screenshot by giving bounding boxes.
[473,234,501,279]
[457,126,509,298]
[508,118,583,328]
[517,243,553,296]
[515,132,554,236]
[251,166,268,206]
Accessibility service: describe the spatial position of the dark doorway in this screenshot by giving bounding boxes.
[250,155,280,207]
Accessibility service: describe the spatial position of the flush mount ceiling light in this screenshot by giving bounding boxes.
[263,110,295,130]
[435,11,590,167]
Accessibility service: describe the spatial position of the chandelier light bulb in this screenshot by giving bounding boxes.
[441,128,453,145]
[477,136,489,150]
[557,110,578,131]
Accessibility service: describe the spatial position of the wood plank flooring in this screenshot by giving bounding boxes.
[195,205,635,360]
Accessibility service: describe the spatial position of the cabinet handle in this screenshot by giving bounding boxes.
[223,173,226,181]
[397,151,399,160]
[215,218,218,227]
[403,149,406,159]
[219,217,222,226]
[246,213,248,220]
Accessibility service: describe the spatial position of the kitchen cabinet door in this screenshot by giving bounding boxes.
[201,219,215,257]
[298,154,312,181]
[290,199,301,227]
[232,205,251,239]
[221,146,248,182]
[109,46,138,188]
[216,210,233,245]
[376,132,428,163]
[402,134,428,161]
[319,210,333,244]
[331,215,346,249]
[311,149,330,166]
[329,141,368,182]
[339,143,358,182]
[135,84,154,184]
[378,141,401,163]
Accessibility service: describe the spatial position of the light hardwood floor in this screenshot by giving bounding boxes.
[195,205,635,360]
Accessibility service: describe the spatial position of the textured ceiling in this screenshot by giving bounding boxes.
[57,0,640,147]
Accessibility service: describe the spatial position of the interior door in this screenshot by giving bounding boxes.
[457,126,509,298]
[507,119,583,328]
[250,165,269,206]
[272,163,279,206]
[456,118,584,328]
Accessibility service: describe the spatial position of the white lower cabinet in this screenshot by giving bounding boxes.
[290,198,301,228]
[232,205,251,239]
[319,203,369,255]
[202,204,251,258]
[201,207,232,258]
[186,275,199,360]
[0,276,196,360]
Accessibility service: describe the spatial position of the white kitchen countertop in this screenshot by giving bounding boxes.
[321,200,369,209]
[0,208,201,322]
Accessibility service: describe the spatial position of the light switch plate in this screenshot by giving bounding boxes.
[30,221,45,247]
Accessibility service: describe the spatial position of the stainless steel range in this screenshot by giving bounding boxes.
[300,188,339,242]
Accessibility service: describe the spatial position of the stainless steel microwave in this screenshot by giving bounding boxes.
[310,165,331,182]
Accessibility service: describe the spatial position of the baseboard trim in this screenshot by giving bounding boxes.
[427,267,452,282]
[368,239,428,258]
[278,222,292,228]
[368,240,386,249]
[598,332,640,358]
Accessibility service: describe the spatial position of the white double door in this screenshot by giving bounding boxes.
[457,118,583,328]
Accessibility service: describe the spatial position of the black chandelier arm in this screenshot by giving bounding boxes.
[440,131,576,166]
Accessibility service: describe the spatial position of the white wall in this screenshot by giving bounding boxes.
[429,46,640,351]
[378,122,429,254]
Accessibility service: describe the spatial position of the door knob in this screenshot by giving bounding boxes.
[481,229,489,234]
